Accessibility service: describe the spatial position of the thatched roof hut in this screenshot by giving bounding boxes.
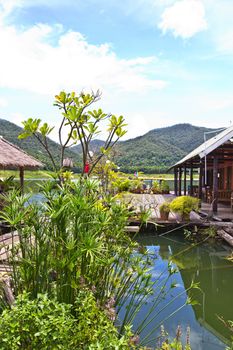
[0,136,43,189]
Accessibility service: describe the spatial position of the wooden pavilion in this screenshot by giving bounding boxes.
[171,125,233,213]
[0,136,43,190]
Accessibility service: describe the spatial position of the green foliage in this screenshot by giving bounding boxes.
[159,202,170,214]
[0,119,215,173]
[112,123,215,172]
[18,91,127,174]
[160,180,170,193]
[0,118,80,171]
[152,180,170,194]
[0,181,194,348]
[0,176,18,193]
[0,292,131,350]
[73,289,131,348]
[112,177,132,192]
[170,196,200,216]
[0,293,75,349]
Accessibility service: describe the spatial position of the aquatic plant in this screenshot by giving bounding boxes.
[0,180,195,348]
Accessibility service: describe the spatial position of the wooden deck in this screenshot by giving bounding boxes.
[125,193,203,224]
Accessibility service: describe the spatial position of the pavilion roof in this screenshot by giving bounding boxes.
[0,136,43,169]
[172,125,233,168]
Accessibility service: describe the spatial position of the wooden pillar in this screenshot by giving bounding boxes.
[198,161,203,200]
[184,165,187,195]
[190,162,193,196]
[174,167,178,196]
[178,167,182,196]
[19,167,24,193]
[213,156,218,213]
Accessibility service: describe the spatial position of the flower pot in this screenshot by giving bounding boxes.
[181,213,190,221]
[160,211,169,221]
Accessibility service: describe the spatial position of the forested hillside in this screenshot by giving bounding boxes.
[0,119,81,170]
[0,119,216,173]
[73,124,216,173]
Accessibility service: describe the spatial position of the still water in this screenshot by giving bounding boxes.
[134,233,233,349]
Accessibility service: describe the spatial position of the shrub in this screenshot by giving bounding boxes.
[0,292,132,350]
[160,180,170,194]
[159,202,170,214]
[151,180,160,194]
[170,196,199,219]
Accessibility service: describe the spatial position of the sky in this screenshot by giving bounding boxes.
[0,0,233,141]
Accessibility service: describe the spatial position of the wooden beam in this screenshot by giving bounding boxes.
[19,167,24,193]
[213,156,218,213]
[198,160,203,200]
[184,165,187,195]
[190,162,193,196]
[174,167,178,196]
[217,230,233,247]
[178,167,182,196]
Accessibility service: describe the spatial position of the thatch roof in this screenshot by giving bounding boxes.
[0,136,43,169]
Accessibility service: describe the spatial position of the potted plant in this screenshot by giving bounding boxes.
[159,202,170,220]
[130,179,143,194]
[151,180,160,194]
[160,180,170,194]
[170,196,200,221]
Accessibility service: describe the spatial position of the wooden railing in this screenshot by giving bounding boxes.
[218,190,232,202]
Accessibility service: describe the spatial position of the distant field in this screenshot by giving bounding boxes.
[128,173,198,180]
[0,170,198,180]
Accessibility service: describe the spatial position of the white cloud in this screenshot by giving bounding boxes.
[0,97,8,107]
[159,0,207,39]
[0,21,167,95]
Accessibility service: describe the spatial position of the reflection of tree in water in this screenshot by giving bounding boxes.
[173,240,233,344]
[135,234,233,345]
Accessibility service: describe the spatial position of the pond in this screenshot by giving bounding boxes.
[9,179,233,348]
[133,233,233,349]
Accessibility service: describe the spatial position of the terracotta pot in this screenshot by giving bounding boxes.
[160,211,169,220]
[181,213,190,221]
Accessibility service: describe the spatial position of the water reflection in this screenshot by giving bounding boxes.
[136,234,233,349]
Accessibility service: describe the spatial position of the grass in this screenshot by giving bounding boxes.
[0,170,198,181]
[0,170,80,180]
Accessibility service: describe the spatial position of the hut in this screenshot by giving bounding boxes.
[171,125,233,213]
[0,136,43,190]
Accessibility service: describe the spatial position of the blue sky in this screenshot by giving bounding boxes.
[0,0,233,141]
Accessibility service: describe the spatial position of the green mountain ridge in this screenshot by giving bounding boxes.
[0,119,215,173]
[72,123,215,173]
[0,119,81,170]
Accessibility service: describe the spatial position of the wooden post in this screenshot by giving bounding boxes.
[174,167,178,196]
[178,167,182,196]
[198,161,203,200]
[19,167,24,193]
[190,162,193,196]
[213,156,218,213]
[184,165,187,195]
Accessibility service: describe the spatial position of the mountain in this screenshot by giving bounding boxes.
[72,139,105,155]
[0,119,216,173]
[0,119,81,170]
[72,123,216,173]
[115,124,216,172]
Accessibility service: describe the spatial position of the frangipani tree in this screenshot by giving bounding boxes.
[19,90,127,176]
